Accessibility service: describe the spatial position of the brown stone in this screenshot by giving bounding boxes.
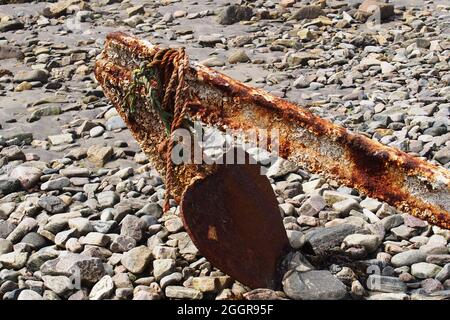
[87,145,113,167]
[289,5,324,20]
[359,0,395,21]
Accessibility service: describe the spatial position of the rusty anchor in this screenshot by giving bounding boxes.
[95,32,450,290]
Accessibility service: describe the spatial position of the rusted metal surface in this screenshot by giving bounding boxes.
[95,32,291,289]
[94,32,450,231]
[181,148,290,289]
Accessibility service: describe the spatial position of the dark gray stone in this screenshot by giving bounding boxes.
[216,5,253,25]
[38,196,68,214]
[27,248,60,272]
[91,220,116,234]
[0,178,21,196]
[0,280,18,297]
[435,264,450,283]
[303,224,361,255]
[20,232,48,250]
[0,20,24,32]
[0,220,16,239]
[136,203,163,219]
[283,270,348,300]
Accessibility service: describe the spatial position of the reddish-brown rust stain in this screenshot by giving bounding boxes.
[338,128,438,179]
[187,97,223,126]
[329,165,341,177]
[278,138,291,159]
[197,70,333,138]
[344,135,407,206]
[107,32,160,60]
[337,131,436,199]
[96,62,130,89]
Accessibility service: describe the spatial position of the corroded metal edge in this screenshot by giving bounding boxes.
[94,32,450,230]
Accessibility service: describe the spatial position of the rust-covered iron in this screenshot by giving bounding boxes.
[94,32,450,288]
[181,148,290,289]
